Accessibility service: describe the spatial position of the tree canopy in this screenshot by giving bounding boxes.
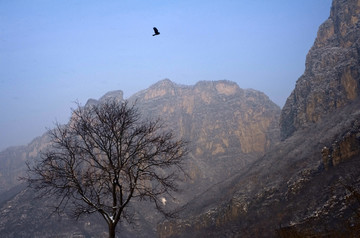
[25,100,188,237]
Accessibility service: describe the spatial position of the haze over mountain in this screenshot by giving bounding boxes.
[1,0,360,237]
[0,80,280,237]
[0,0,331,151]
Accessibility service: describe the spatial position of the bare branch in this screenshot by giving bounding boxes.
[23,99,188,238]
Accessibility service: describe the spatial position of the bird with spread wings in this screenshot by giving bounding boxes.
[152,27,160,36]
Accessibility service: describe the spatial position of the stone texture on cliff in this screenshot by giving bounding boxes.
[134,79,280,154]
[128,79,280,187]
[280,0,360,139]
[322,118,360,168]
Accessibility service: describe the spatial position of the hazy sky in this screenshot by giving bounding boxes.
[1,0,332,150]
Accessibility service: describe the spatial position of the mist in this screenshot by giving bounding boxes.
[0,0,331,150]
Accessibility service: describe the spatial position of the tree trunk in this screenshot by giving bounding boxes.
[109,223,116,238]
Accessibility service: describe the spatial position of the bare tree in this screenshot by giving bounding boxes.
[25,100,188,238]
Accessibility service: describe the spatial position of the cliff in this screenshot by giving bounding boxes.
[0,134,50,194]
[280,0,360,139]
[129,80,280,187]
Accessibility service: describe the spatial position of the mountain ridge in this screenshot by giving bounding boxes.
[0,79,281,237]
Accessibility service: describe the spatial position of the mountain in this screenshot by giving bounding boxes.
[0,80,280,237]
[0,134,50,195]
[280,0,360,140]
[157,0,360,237]
[2,0,360,236]
[129,80,280,189]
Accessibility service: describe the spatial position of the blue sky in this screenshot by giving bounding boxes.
[0,0,332,150]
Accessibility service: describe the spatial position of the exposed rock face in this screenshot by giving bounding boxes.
[322,118,360,168]
[81,79,281,201]
[0,134,50,194]
[280,0,360,139]
[128,80,280,190]
[0,79,281,237]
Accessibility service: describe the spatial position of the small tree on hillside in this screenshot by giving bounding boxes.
[25,100,188,238]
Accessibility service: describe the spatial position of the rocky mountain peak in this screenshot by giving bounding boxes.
[194,80,239,94]
[133,79,178,101]
[315,0,360,48]
[280,0,360,140]
[99,90,124,102]
[150,78,174,88]
[85,90,124,107]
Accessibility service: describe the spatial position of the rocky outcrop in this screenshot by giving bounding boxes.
[280,0,360,140]
[133,79,280,155]
[322,118,360,169]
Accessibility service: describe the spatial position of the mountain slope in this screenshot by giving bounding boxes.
[158,0,360,236]
[158,98,360,237]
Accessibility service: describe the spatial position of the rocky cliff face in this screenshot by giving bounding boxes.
[128,80,280,187]
[132,79,280,156]
[0,134,50,195]
[322,118,360,169]
[0,79,281,237]
[280,0,360,139]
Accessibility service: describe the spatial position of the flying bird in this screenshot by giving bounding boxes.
[152,27,160,36]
